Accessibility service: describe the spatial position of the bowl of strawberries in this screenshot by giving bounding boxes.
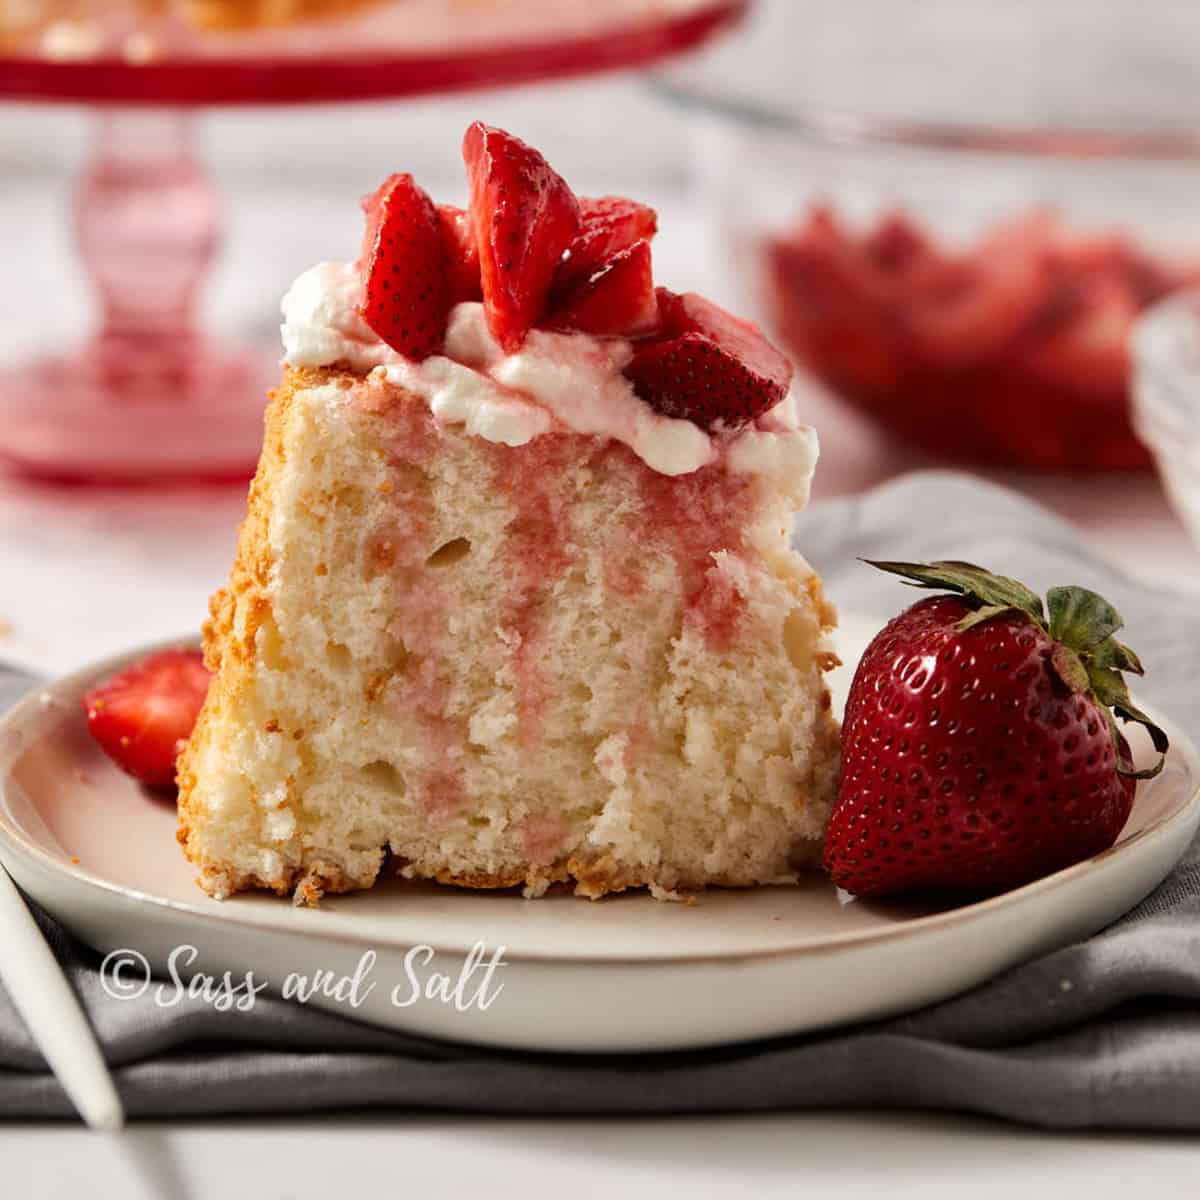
[656,4,1200,472]
[759,198,1200,472]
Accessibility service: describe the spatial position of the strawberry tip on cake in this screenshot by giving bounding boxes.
[176,122,841,904]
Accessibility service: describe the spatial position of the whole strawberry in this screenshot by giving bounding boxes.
[824,560,1167,898]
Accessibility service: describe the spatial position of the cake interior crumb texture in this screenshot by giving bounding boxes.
[178,365,841,902]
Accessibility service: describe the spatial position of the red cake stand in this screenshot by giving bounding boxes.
[0,0,748,482]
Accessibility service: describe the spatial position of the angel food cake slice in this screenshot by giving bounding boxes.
[177,123,840,902]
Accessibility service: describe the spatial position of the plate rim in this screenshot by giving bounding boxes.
[1,635,1197,968]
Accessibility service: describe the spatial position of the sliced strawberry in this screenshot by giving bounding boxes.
[436,204,482,304]
[1055,232,1189,307]
[863,211,932,274]
[358,173,450,360]
[656,289,792,367]
[557,195,658,289]
[1015,273,1138,397]
[1055,230,1131,279]
[623,289,793,430]
[903,212,1055,369]
[82,648,210,789]
[545,239,657,336]
[462,122,581,352]
[765,211,905,394]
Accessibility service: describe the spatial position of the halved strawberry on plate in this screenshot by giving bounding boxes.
[82,648,211,790]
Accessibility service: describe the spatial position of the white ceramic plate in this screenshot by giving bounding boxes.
[1,616,1196,1053]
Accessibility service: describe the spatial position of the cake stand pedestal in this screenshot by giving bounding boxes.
[2,109,265,483]
[0,0,747,483]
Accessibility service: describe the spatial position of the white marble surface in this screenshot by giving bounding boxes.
[2,1111,1200,1198]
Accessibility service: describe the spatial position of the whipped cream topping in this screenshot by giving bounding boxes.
[281,260,817,483]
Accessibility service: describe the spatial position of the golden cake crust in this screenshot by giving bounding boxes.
[178,366,334,898]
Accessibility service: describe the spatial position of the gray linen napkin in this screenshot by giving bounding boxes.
[3,470,1200,1129]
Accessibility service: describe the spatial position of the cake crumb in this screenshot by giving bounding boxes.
[1059,978,1074,992]
[293,876,324,907]
[649,883,689,903]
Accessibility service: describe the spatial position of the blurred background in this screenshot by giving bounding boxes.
[2,0,1199,674]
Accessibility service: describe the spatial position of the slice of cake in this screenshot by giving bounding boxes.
[177,123,840,903]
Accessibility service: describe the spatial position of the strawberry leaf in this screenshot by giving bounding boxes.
[954,604,1022,633]
[1047,585,1123,653]
[1079,638,1165,777]
[1093,636,1144,676]
[1050,643,1091,694]
[1115,701,1170,754]
[864,559,1045,622]
[1112,698,1170,779]
[1087,663,1131,709]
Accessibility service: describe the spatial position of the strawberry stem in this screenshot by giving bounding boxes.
[863,559,1044,622]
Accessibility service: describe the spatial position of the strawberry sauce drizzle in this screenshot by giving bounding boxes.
[622,702,652,769]
[356,382,467,820]
[520,811,569,867]
[602,520,645,600]
[636,457,760,651]
[486,433,581,747]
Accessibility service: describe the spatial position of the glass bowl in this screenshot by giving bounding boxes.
[656,3,1200,472]
[1132,291,1200,545]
